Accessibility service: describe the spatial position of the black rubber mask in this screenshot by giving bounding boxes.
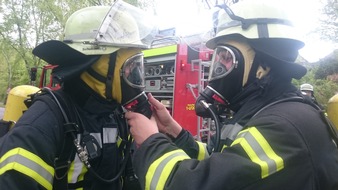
[196,45,244,117]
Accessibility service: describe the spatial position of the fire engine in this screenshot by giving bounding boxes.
[143,35,213,140]
[36,64,60,90]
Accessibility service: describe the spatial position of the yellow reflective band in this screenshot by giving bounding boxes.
[0,148,54,190]
[221,144,228,152]
[232,127,284,178]
[143,45,177,57]
[145,149,190,190]
[68,156,87,187]
[196,141,209,160]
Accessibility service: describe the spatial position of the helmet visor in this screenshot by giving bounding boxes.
[121,53,145,89]
[209,46,238,81]
[96,0,157,48]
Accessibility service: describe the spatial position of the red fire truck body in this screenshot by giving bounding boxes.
[143,39,212,138]
[38,64,60,90]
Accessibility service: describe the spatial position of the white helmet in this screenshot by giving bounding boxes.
[300,83,314,92]
[63,0,157,55]
[206,0,306,79]
[33,0,158,58]
[207,0,303,49]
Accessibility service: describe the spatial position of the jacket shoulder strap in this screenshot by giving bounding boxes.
[29,88,79,190]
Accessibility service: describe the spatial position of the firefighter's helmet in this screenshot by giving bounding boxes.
[3,85,40,127]
[32,0,157,62]
[300,83,314,92]
[206,0,306,79]
[327,94,338,130]
[63,0,156,55]
[207,0,303,48]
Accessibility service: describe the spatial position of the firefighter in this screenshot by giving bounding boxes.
[125,0,338,189]
[300,83,314,97]
[0,1,156,190]
[300,83,324,109]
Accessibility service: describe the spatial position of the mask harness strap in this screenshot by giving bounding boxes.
[105,53,117,101]
[85,52,117,101]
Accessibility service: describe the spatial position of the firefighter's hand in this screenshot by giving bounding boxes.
[147,93,182,138]
[126,111,159,146]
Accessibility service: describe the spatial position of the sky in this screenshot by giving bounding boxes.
[154,0,337,62]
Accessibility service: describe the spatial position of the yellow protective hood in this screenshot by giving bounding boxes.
[80,48,142,103]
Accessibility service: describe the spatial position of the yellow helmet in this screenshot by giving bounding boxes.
[32,0,158,84]
[33,0,157,61]
[63,1,156,55]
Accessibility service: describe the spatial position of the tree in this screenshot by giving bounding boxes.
[315,50,338,79]
[318,0,338,43]
[0,0,116,100]
[294,64,338,109]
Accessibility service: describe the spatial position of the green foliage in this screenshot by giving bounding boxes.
[293,66,338,109]
[315,50,338,79]
[319,0,338,43]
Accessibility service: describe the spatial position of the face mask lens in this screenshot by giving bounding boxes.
[122,53,145,88]
[209,46,237,81]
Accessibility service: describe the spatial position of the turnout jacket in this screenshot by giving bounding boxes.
[0,90,132,190]
[133,87,338,190]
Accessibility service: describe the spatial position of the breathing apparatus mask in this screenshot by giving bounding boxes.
[80,48,152,118]
[196,42,250,118]
[120,52,152,118]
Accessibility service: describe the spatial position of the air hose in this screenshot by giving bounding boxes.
[200,100,222,152]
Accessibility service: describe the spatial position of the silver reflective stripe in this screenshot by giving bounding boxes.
[221,123,243,141]
[90,132,102,147]
[232,127,284,178]
[150,152,187,190]
[69,155,85,183]
[0,154,53,185]
[64,33,97,41]
[102,128,118,144]
[244,132,277,175]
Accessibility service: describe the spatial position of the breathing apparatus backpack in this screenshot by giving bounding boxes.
[0,85,40,137]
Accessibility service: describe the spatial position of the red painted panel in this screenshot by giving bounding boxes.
[172,44,200,136]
